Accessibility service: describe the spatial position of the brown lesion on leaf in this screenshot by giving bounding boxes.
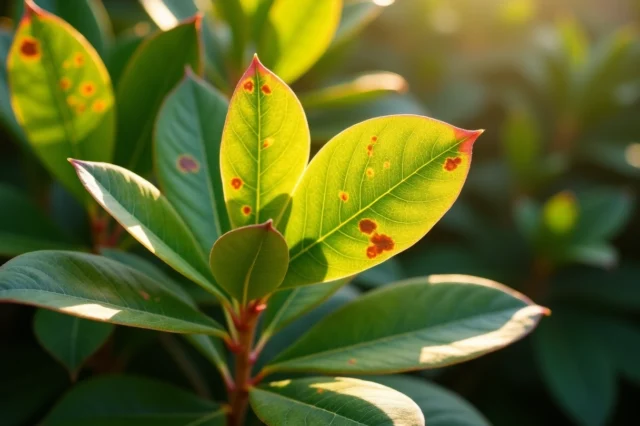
[371,136,378,142]
[366,167,375,178]
[177,154,200,174]
[231,177,243,190]
[444,157,462,171]
[366,233,395,259]
[59,77,71,90]
[366,136,378,156]
[139,290,150,301]
[242,78,254,93]
[80,82,96,97]
[242,205,252,216]
[92,99,107,113]
[383,160,391,169]
[263,137,273,149]
[339,191,349,202]
[19,37,40,61]
[261,84,272,95]
[358,219,377,235]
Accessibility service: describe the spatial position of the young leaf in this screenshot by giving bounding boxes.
[0,183,81,256]
[282,116,483,288]
[70,159,225,300]
[259,0,342,83]
[155,70,230,255]
[265,275,547,374]
[33,309,114,380]
[210,220,288,304]
[371,376,490,426]
[114,17,202,174]
[43,375,226,425]
[250,377,425,426]
[220,56,309,228]
[8,0,115,203]
[0,251,224,336]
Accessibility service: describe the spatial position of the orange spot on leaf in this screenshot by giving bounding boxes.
[371,136,378,142]
[383,161,390,169]
[366,233,395,259]
[261,84,272,95]
[243,79,254,93]
[67,95,78,106]
[317,388,324,394]
[80,82,95,97]
[177,154,200,173]
[348,358,357,365]
[359,219,377,235]
[74,52,84,67]
[139,290,150,301]
[339,191,349,202]
[242,206,252,215]
[59,77,71,90]
[366,246,378,259]
[366,167,375,178]
[92,100,106,113]
[366,144,374,157]
[263,138,273,149]
[75,103,86,114]
[19,37,40,60]
[444,157,461,171]
[231,177,243,190]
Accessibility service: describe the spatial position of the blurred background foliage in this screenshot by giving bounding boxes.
[0,0,639,425]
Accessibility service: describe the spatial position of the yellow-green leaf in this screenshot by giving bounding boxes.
[220,55,309,228]
[8,1,115,203]
[282,116,483,288]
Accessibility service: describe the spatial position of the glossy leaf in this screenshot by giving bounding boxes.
[250,377,424,426]
[155,70,230,255]
[220,56,309,228]
[259,0,342,83]
[266,275,547,374]
[8,1,115,203]
[372,376,490,426]
[300,72,408,110]
[114,18,202,174]
[44,375,225,425]
[184,334,230,381]
[0,251,224,335]
[261,278,349,337]
[210,221,288,304]
[138,0,198,29]
[282,116,483,288]
[0,184,80,256]
[33,308,114,379]
[106,25,148,85]
[71,160,224,300]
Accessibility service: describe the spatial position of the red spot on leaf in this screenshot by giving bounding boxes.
[261,84,271,95]
[74,53,84,67]
[243,79,254,93]
[139,290,150,301]
[348,358,357,365]
[177,154,200,173]
[231,178,243,190]
[371,136,378,142]
[359,219,377,235]
[242,206,252,215]
[263,138,273,149]
[80,82,95,97]
[59,78,71,90]
[317,388,324,394]
[366,246,378,259]
[366,233,395,259]
[19,38,39,59]
[444,157,461,171]
[92,100,107,113]
[339,191,349,202]
[366,144,374,157]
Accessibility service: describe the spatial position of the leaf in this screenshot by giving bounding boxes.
[43,375,226,425]
[210,220,288,304]
[331,0,383,48]
[371,376,490,426]
[259,0,342,83]
[113,17,202,175]
[533,309,616,426]
[138,0,198,29]
[571,187,634,244]
[33,308,114,379]
[250,377,424,426]
[261,277,349,337]
[155,69,230,255]
[0,251,224,336]
[300,72,408,110]
[0,183,80,256]
[13,0,113,58]
[266,275,547,374]
[220,56,309,228]
[71,159,225,300]
[597,318,640,385]
[8,1,116,203]
[281,116,483,288]
[183,334,230,380]
[500,103,542,186]
[0,29,27,146]
[105,25,148,85]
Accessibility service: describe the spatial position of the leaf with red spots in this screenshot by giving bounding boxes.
[281,115,483,288]
[259,0,341,83]
[209,220,289,305]
[265,275,548,375]
[8,1,115,204]
[114,17,202,175]
[250,377,424,426]
[155,71,231,256]
[221,55,309,229]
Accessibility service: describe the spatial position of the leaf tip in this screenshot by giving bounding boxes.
[457,128,484,154]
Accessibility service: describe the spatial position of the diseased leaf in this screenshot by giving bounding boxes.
[0,183,81,256]
[0,251,224,336]
[259,0,342,83]
[221,56,309,228]
[250,377,424,426]
[43,375,226,425]
[8,1,115,203]
[155,70,230,255]
[114,18,202,174]
[210,221,288,304]
[282,116,482,288]
[266,275,547,374]
[371,376,490,426]
[33,309,114,379]
[71,160,225,300]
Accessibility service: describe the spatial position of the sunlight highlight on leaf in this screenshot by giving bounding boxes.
[59,304,120,320]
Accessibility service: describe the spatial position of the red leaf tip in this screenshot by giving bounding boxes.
[24,0,42,16]
[457,128,484,154]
